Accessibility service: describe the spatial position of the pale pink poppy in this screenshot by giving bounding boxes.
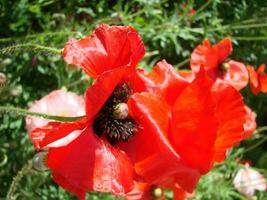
[233,164,267,198]
[25,89,85,134]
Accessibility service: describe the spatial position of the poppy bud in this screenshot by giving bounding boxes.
[0,72,6,87]
[32,151,49,171]
[113,103,128,120]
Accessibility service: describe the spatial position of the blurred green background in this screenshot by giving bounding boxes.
[0,0,267,199]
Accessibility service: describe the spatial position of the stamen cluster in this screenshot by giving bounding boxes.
[93,84,138,144]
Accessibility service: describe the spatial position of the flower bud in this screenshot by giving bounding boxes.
[113,103,128,120]
[0,72,6,87]
[32,151,49,171]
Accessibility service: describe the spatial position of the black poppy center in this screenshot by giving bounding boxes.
[93,83,138,145]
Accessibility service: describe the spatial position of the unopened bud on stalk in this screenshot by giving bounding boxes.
[113,103,128,120]
[32,151,49,171]
[0,72,6,86]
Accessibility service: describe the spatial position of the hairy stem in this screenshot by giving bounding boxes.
[6,161,32,200]
[0,106,85,122]
[0,43,61,55]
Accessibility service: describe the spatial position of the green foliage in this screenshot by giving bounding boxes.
[0,0,267,199]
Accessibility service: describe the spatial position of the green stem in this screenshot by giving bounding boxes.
[231,23,267,29]
[0,31,80,44]
[176,58,190,68]
[0,43,61,55]
[211,22,267,31]
[233,36,267,41]
[0,106,85,122]
[6,161,32,200]
[191,0,213,21]
[144,50,159,58]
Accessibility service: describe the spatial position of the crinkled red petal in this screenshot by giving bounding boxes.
[123,92,200,192]
[212,81,246,162]
[30,118,87,150]
[132,60,189,105]
[47,126,133,200]
[222,60,249,91]
[85,66,128,121]
[190,38,219,77]
[213,37,232,63]
[170,70,218,174]
[63,24,145,78]
[258,64,267,93]
[247,65,260,94]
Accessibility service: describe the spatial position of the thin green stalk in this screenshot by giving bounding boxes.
[231,23,267,30]
[6,161,32,200]
[191,0,213,21]
[233,36,267,41]
[176,58,190,68]
[0,31,80,44]
[0,43,61,55]
[144,50,159,58]
[0,106,85,122]
[233,126,267,157]
[211,22,267,32]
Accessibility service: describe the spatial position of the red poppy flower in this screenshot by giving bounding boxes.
[31,24,145,199]
[247,64,267,94]
[29,25,249,199]
[191,38,249,90]
[131,60,247,190]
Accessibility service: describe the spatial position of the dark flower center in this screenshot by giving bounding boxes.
[93,83,138,145]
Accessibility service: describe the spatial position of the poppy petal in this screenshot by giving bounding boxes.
[170,70,218,174]
[63,24,145,78]
[85,66,127,121]
[214,37,232,63]
[133,60,189,105]
[247,65,260,94]
[26,89,85,133]
[258,64,267,92]
[30,118,87,150]
[47,127,133,200]
[222,60,249,91]
[124,92,201,192]
[191,38,219,77]
[212,82,246,162]
[243,106,257,139]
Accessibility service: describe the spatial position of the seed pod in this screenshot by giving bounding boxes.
[32,151,49,171]
[113,103,128,120]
